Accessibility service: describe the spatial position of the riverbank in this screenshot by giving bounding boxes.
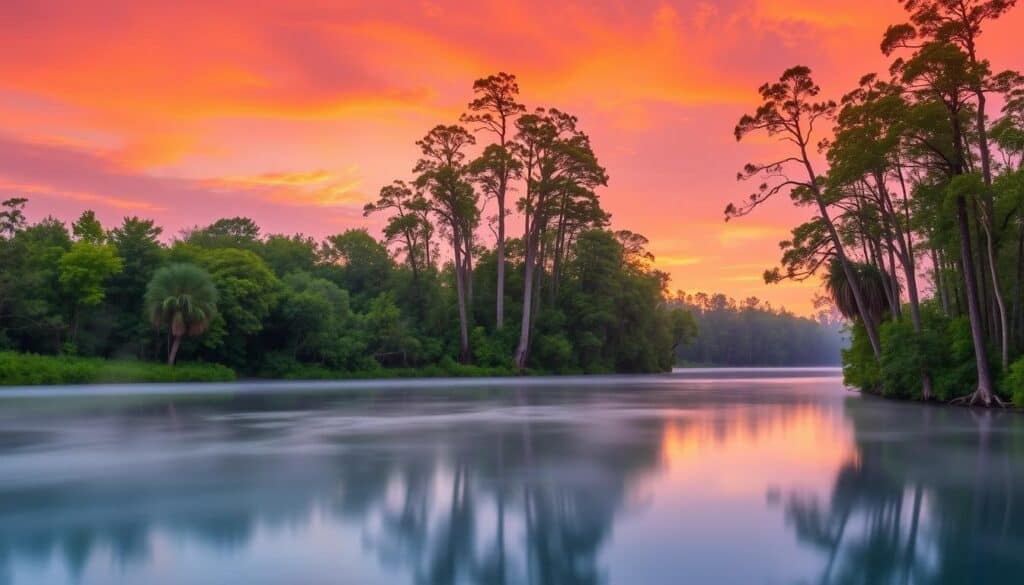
[0,351,535,386]
[0,367,843,399]
[0,352,847,388]
[0,352,235,385]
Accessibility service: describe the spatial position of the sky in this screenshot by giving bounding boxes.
[2,0,1022,314]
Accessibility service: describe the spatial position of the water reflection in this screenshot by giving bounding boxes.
[782,398,1024,584]
[0,374,1020,584]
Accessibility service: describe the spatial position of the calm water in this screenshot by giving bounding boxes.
[1,369,1022,584]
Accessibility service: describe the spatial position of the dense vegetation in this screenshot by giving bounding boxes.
[0,352,234,385]
[0,75,700,384]
[671,293,844,366]
[729,0,1024,406]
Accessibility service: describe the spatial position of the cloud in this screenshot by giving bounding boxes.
[2,0,1021,314]
[653,254,703,268]
[0,134,369,234]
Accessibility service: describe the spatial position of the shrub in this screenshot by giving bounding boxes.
[0,352,234,386]
[842,304,999,402]
[1002,356,1024,408]
[842,321,881,392]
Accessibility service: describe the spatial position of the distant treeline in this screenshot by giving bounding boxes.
[671,293,845,367]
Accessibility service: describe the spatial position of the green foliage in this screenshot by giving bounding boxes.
[259,234,318,276]
[4,69,878,383]
[58,242,123,309]
[145,263,218,335]
[106,217,165,354]
[0,198,27,237]
[1002,356,1024,408]
[825,258,891,324]
[557,229,682,373]
[319,229,393,308]
[843,305,997,401]
[842,321,882,392]
[0,351,234,385]
[186,217,261,249]
[191,247,280,367]
[71,210,105,244]
[144,263,218,364]
[0,217,71,353]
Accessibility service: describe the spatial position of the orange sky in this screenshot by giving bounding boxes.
[2,0,1022,314]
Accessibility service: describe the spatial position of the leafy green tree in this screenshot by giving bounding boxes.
[186,217,261,249]
[728,66,884,361]
[188,247,280,368]
[58,241,123,347]
[0,198,27,238]
[274,271,359,367]
[894,42,999,403]
[463,72,525,330]
[363,292,420,366]
[107,217,165,356]
[415,124,479,362]
[364,181,434,279]
[71,210,105,244]
[512,109,608,369]
[144,263,218,365]
[884,0,1022,399]
[0,217,71,352]
[319,229,394,309]
[825,258,890,327]
[259,233,318,277]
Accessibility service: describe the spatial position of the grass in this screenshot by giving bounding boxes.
[1,352,672,388]
[0,351,235,386]
[261,357,522,381]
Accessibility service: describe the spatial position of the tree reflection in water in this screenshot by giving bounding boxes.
[4,378,1020,585]
[0,387,668,585]
[782,398,1024,584]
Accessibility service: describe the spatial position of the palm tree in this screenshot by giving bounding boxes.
[825,258,890,327]
[144,263,217,365]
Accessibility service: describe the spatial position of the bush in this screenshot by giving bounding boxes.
[1002,356,1024,408]
[842,321,882,392]
[842,304,1000,401]
[0,352,235,386]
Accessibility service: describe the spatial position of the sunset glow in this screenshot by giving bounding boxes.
[3,0,1022,313]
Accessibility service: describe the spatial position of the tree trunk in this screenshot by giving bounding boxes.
[514,231,538,370]
[168,334,182,366]
[973,205,993,340]
[955,195,997,404]
[496,188,506,330]
[980,218,1009,371]
[1014,221,1024,344]
[800,146,881,359]
[818,199,883,358]
[932,248,950,316]
[452,227,471,363]
[879,175,930,398]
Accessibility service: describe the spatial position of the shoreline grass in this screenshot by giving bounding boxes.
[0,352,235,385]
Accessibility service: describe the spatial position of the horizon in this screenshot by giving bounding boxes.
[3,0,1023,315]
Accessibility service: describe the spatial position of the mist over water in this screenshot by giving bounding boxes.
[1,370,1022,584]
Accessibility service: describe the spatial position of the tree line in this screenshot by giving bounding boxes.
[0,74,698,377]
[729,0,1024,405]
[671,293,844,366]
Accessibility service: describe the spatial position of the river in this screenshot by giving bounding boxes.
[1,368,1021,584]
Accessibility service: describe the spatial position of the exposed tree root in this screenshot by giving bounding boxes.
[949,389,1008,408]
